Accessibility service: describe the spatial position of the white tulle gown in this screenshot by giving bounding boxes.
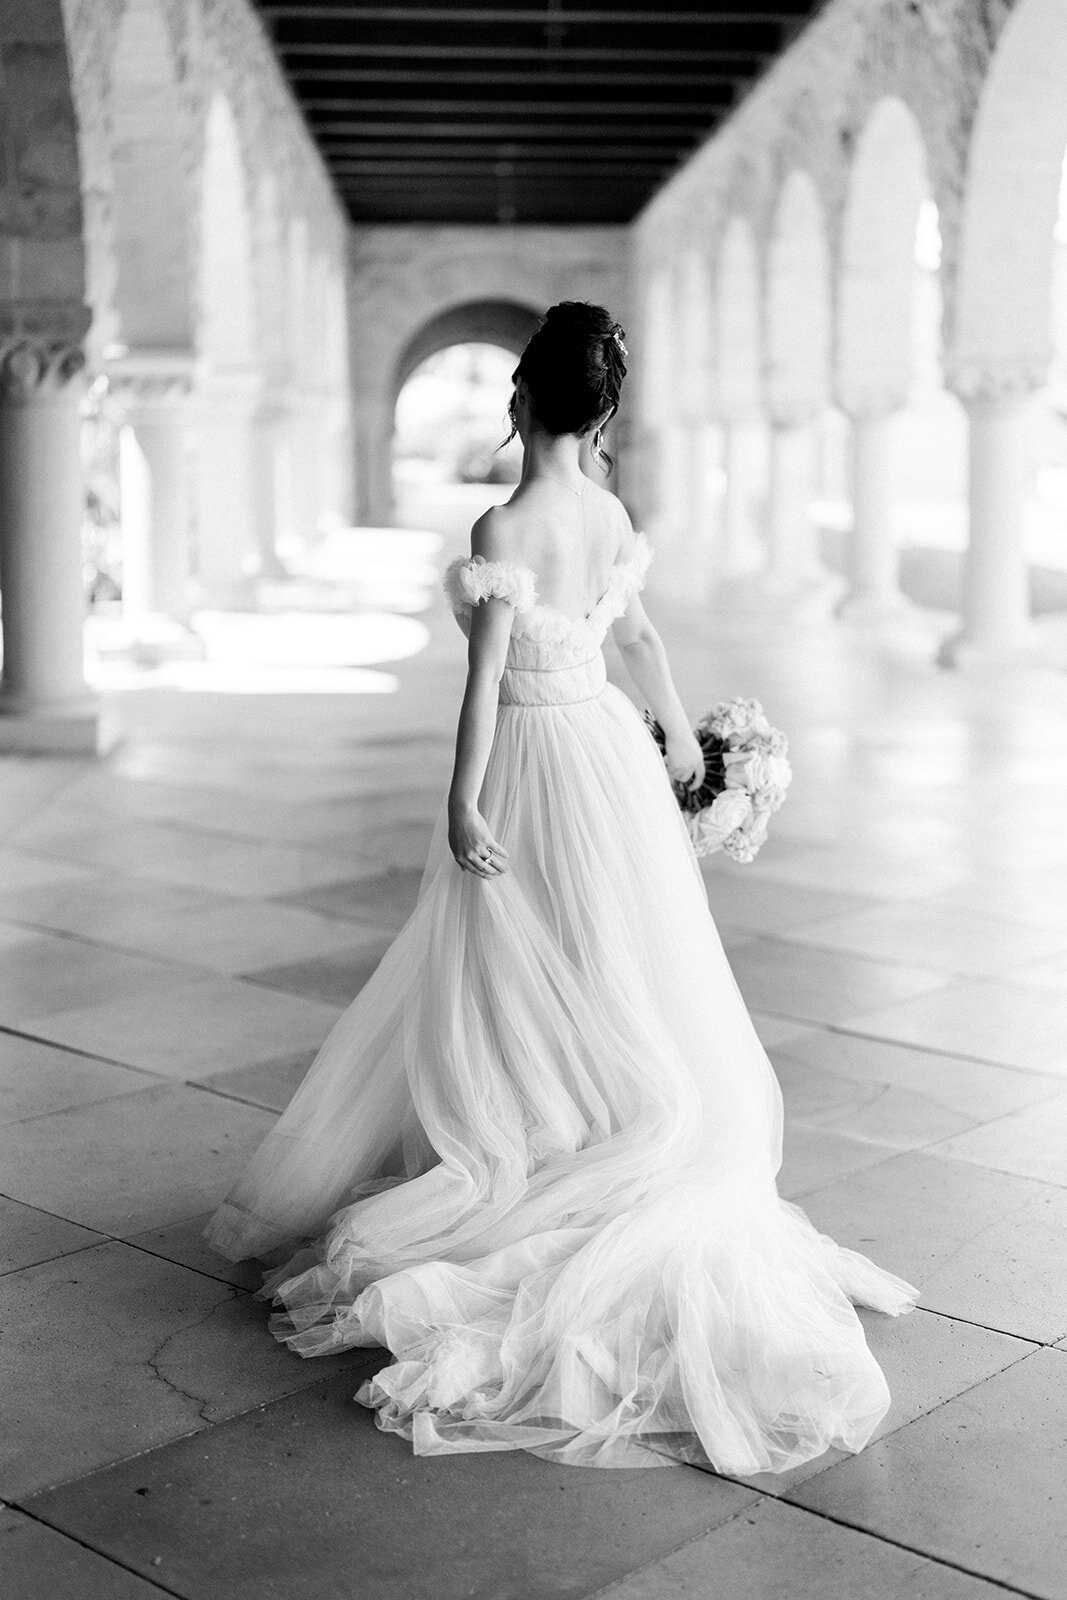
[204,531,918,1473]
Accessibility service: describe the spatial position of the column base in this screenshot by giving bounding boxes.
[96,614,208,669]
[193,574,261,612]
[0,695,120,755]
[836,588,917,627]
[761,568,845,624]
[937,626,1050,670]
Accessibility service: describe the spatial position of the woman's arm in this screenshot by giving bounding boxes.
[612,596,704,791]
[447,513,514,878]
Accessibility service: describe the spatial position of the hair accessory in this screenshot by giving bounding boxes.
[612,329,628,356]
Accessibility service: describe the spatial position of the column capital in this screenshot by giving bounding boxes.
[107,349,194,408]
[946,356,1047,407]
[836,385,907,423]
[0,301,90,401]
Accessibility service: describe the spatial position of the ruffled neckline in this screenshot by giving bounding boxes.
[443,531,653,644]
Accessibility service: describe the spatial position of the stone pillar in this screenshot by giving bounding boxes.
[0,323,110,753]
[193,368,263,608]
[940,375,1042,666]
[251,394,291,579]
[718,416,766,579]
[763,412,840,617]
[838,402,912,623]
[111,354,195,626]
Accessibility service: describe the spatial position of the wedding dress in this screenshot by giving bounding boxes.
[204,530,918,1473]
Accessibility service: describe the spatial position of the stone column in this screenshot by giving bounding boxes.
[718,415,766,579]
[940,370,1042,667]
[762,411,841,618]
[111,354,196,629]
[193,368,263,608]
[0,323,110,753]
[251,393,291,580]
[838,401,912,623]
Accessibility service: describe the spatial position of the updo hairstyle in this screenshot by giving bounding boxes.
[505,302,627,463]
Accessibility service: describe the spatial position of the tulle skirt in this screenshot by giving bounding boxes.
[204,681,917,1473]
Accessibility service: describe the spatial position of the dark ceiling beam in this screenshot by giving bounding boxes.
[328,144,682,159]
[290,69,745,86]
[276,43,774,62]
[305,99,731,116]
[314,121,714,138]
[260,6,809,20]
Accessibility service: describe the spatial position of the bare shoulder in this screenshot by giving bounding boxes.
[469,502,520,563]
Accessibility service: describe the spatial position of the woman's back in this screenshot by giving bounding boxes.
[485,476,630,621]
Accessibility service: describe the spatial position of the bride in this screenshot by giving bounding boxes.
[205,301,917,1473]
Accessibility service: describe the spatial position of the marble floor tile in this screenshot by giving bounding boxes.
[929,870,1067,930]
[0,1031,151,1125]
[0,846,99,904]
[0,1506,162,1600]
[0,935,189,1028]
[0,1241,373,1498]
[1007,949,1067,990]
[700,868,878,935]
[20,972,342,1081]
[0,874,218,947]
[206,1045,318,1112]
[727,938,950,1026]
[749,1012,815,1051]
[775,1029,1063,1124]
[734,844,968,902]
[789,1349,1067,1600]
[777,1123,899,1197]
[783,901,1067,978]
[242,945,386,1007]
[596,1493,1012,1600]
[798,1150,1067,1343]
[0,1196,103,1277]
[0,1082,274,1235]
[26,1375,757,1600]
[124,1213,263,1291]
[772,1054,979,1151]
[844,978,1067,1076]
[130,837,365,901]
[284,865,425,929]
[923,1094,1067,1188]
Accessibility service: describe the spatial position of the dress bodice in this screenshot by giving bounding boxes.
[442,531,654,706]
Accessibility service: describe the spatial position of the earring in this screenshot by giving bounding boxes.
[592,426,604,466]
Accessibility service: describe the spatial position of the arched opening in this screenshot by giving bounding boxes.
[764,170,836,601]
[390,300,539,535]
[836,95,966,620]
[949,0,1067,656]
[715,215,767,579]
[193,91,261,602]
[94,0,196,628]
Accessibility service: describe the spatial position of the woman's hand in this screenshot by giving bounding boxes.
[664,728,705,793]
[448,803,510,878]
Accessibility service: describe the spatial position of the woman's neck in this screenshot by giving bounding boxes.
[520,431,585,492]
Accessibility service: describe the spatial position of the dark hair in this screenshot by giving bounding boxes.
[504,301,627,467]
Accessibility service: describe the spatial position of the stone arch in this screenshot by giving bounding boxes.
[716,216,762,420]
[837,95,931,411]
[765,169,832,420]
[675,247,713,422]
[392,299,540,404]
[198,91,255,372]
[953,0,1067,388]
[109,0,193,351]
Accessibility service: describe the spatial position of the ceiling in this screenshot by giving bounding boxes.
[252,2,825,225]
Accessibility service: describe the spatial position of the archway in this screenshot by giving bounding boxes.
[391,301,539,536]
[763,169,835,601]
[390,300,538,535]
[836,95,961,620]
[948,0,1067,659]
[715,215,766,578]
[105,0,197,627]
[194,90,262,603]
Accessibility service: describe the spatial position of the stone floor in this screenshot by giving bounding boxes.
[1,502,1065,1599]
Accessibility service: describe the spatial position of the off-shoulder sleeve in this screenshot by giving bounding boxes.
[442,554,538,615]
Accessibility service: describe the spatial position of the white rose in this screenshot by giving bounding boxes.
[723,749,768,792]
[708,788,753,831]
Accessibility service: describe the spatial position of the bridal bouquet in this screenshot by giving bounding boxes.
[643,697,792,862]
